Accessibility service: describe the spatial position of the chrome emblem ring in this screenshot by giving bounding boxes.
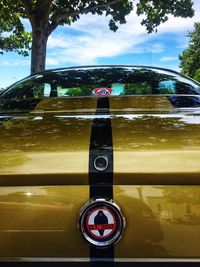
[79,198,125,247]
[93,155,109,172]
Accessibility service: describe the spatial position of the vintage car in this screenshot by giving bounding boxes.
[0,65,200,264]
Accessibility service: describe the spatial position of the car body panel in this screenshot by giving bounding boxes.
[0,66,200,261]
[31,97,97,113]
[0,186,89,258]
[1,96,200,180]
[0,112,92,178]
[0,185,199,259]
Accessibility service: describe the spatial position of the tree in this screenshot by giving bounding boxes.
[194,68,200,82]
[0,0,194,75]
[0,3,31,56]
[179,22,200,79]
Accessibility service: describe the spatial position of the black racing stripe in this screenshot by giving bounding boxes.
[89,97,114,263]
[89,97,113,199]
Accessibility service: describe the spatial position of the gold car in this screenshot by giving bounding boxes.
[0,65,200,263]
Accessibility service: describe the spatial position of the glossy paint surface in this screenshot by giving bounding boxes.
[0,186,89,258]
[0,96,200,260]
[110,97,200,185]
[0,185,199,259]
[114,186,200,258]
[0,98,95,183]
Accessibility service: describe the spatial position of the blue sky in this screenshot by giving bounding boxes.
[0,0,200,88]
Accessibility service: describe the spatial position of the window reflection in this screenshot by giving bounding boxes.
[1,67,200,101]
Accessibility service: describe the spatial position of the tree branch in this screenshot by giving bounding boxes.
[68,0,80,6]
[21,0,35,25]
[49,0,123,34]
[60,0,123,20]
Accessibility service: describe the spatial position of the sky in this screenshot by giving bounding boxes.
[0,1,200,88]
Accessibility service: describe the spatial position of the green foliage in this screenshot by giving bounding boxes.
[0,31,32,56]
[66,87,83,96]
[194,69,200,82]
[123,83,152,95]
[0,1,31,55]
[136,0,194,33]
[179,22,200,78]
[65,85,94,96]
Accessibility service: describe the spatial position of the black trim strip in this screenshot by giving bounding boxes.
[0,99,42,125]
[167,96,200,108]
[89,97,114,263]
[0,99,41,113]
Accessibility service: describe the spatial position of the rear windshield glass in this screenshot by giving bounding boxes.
[1,67,200,100]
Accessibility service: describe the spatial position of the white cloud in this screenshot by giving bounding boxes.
[1,60,30,66]
[46,57,60,66]
[47,12,150,65]
[160,56,177,62]
[176,44,188,49]
[46,0,200,66]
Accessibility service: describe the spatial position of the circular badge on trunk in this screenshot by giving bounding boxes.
[79,199,125,247]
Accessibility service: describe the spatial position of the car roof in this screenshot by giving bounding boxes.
[40,65,200,87]
[5,65,200,90]
[43,65,180,75]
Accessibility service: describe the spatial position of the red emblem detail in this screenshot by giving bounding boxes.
[86,207,116,239]
[92,87,113,96]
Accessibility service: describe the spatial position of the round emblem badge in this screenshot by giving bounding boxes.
[92,87,113,96]
[79,199,125,247]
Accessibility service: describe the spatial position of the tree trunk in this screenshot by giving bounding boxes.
[31,28,48,75]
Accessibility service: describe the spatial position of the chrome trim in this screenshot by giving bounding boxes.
[0,257,200,262]
[93,155,109,172]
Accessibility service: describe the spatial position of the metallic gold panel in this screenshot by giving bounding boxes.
[111,98,200,184]
[111,96,200,259]
[114,186,200,258]
[0,113,93,178]
[110,96,173,112]
[113,150,200,173]
[0,185,89,258]
[32,97,97,113]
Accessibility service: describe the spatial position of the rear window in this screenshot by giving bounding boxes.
[1,67,200,100]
